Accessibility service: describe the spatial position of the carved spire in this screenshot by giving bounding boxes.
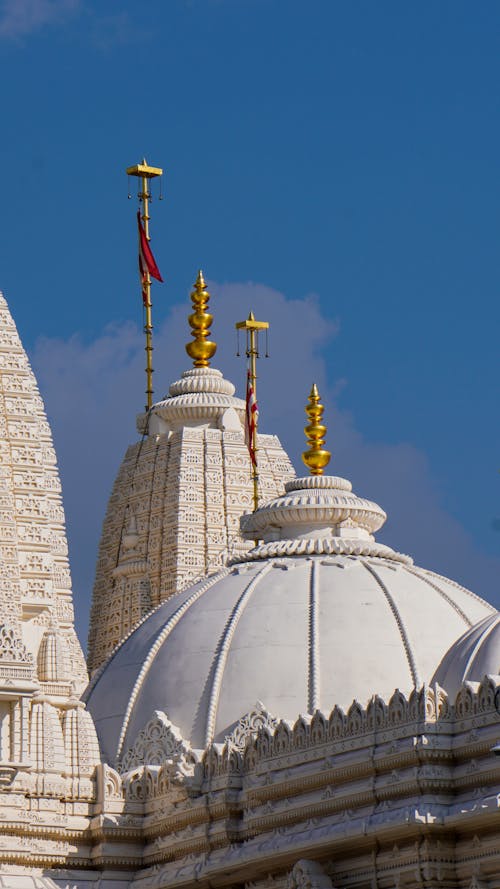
[302,383,331,476]
[185,270,217,367]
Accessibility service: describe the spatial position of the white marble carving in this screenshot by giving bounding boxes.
[120,710,198,775]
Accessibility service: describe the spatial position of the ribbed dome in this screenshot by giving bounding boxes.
[432,611,500,699]
[84,474,494,764]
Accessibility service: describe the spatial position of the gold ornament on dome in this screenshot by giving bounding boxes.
[185,270,217,367]
[302,383,331,475]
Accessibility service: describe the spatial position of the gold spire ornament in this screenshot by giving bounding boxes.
[302,384,331,475]
[126,158,164,411]
[185,271,217,367]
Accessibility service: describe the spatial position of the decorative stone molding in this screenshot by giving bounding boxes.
[201,679,497,779]
[0,624,35,675]
[119,710,198,776]
[123,758,196,804]
[225,702,279,751]
[286,860,334,889]
[233,537,411,564]
[95,762,125,803]
[29,695,66,782]
[0,625,31,663]
[0,673,499,885]
[455,678,499,718]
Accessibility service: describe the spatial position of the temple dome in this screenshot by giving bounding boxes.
[432,611,500,698]
[84,473,494,765]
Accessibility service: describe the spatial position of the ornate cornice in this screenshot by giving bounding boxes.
[232,539,411,564]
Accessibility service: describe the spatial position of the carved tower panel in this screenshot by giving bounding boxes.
[0,294,87,687]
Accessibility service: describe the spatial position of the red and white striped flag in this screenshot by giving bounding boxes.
[245,370,259,467]
[137,211,163,305]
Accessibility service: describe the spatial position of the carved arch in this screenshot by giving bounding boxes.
[478,675,497,712]
[347,700,365,735]
[224,702,278,751]
[293,715,310,749]
[329,705,346,739]
[455,682,479,718]
[310,710,328,744]
[273,720,293,755]
[119,710,198,775]
[388,689,408,724]
[366,695,387,730]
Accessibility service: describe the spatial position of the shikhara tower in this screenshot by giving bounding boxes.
[87,272,295,673]
[0,292,99,848]
[0,294,87,685]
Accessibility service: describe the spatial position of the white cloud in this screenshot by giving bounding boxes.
[30,279,500,646]
[0,0,79,38]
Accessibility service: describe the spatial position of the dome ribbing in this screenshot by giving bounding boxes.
[85,473,494,764]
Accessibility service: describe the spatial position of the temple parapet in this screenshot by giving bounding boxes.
[87,675,500,889]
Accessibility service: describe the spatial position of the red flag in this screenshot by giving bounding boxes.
[137,211,163,305]
[245,370,259,467]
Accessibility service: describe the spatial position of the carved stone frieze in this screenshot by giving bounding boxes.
[0,624,34,667]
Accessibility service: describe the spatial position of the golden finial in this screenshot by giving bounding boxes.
[185,270,217,367]
[302,383,331,475]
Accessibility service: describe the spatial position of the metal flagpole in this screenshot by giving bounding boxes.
[235,312,269,514]
[126,158,163,411]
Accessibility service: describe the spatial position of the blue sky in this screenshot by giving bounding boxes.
[0,0,498,643]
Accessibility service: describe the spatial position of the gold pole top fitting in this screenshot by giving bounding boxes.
[185,270,217,368]
[235,311,269,332]
[302,383,331,476]
[126,159,163,179]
